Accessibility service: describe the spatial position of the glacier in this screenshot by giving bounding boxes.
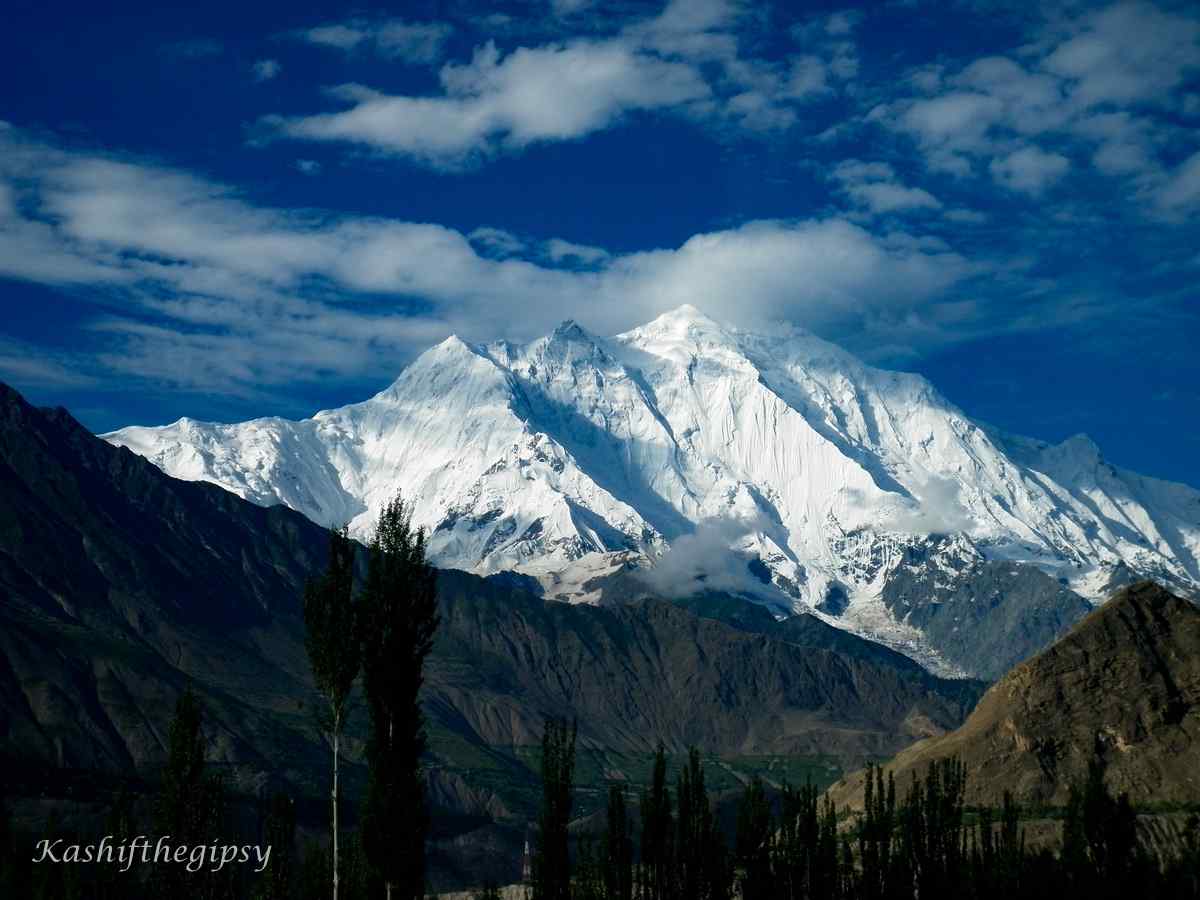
[105,305,1200,666]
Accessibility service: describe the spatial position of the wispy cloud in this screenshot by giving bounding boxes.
[0,127,988,397]
[831,160,942,215]
[545,237,609,266]
[262,38,710,168]
[0,337,95,389]
[868,1,1200,216]
[293,18,453,64]
[262,1,860,167]
[988,145,1070,195]
[163,38,223,59]
[252,59,281,82]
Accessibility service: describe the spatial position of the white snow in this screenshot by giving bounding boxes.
[105,305,1200,654]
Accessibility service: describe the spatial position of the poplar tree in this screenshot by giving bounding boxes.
[359,496,439,900]
[153,686,226,900]
[676,748,727,900]
[857,764,897,900]
[639,743,673,900]
[734,776,773,900]
[303,525,359,900]
[256,792,297,900]
[604,785,633,900]
[531,717,577,900]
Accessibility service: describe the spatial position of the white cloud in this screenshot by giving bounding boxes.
[825,11,863,37]
[1042,1,1200,110]
[831,159,942,214]
[294,159,321,175]
[301,24,361,50]
[876,474,974,535]
[988,145,1070,194]
[891,91,1005,175]
[267,39,710,167]
[872,2,1200,214]
[1072,111,1157,176]
[944,208,987,224]
[268,1,863,164]
[252,59,281,82]
[544,237,609,265]
[298,18,453,64]
[1154,150,1200,216]
[639,516,777,600]
[469,226,526,257]
[0,129,981,395]
[0,337,95,389]
[550,0,595,15]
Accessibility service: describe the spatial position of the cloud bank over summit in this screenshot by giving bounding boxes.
[0,125,977,394]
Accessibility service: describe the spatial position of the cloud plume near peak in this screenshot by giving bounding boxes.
[638,516,780,602]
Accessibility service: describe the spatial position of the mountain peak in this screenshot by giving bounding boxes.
[621,305,739,357]
[647,303,724,331]
[436,333,473,352]
[551,319,592,341]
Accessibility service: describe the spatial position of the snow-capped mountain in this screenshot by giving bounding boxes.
[106,305,1200,668]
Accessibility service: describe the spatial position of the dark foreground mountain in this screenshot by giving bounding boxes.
[828,581,1200,811]
[0,383,984,888]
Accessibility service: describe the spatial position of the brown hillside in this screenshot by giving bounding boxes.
[827,581,1200,810]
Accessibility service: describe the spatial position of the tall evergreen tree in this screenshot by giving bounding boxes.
[95,789,138,900]
[256,792,297,900]
[0,784,24,899]
[153,686,227,900]
[359,496,439,900]
[639,743,673,900]
[303,525,360,900]
[735,775,773,900]
[531,717,577,900]
[675,748,730,900]
[604,785,634,900]
[1064,755,1146,899]
[899,757,966,899]
[857,764,897,900]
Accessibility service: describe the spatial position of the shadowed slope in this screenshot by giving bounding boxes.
[827,581,1200,810]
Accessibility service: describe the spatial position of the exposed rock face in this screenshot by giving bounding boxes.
[827,582,1200,810]
[0,382,330,789]
[429,572,984,763]
[881,556,1093,680]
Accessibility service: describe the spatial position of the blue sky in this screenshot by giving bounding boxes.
[1,0,1198,484]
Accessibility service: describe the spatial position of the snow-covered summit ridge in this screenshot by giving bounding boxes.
[105,304,1200,627]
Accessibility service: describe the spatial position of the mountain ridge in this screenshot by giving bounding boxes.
[827,580,1200,810]
[103,305,1200,675]
[0,380,987,888]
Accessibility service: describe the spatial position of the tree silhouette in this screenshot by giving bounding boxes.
[359,496,439,900]
[303,525,359,900]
